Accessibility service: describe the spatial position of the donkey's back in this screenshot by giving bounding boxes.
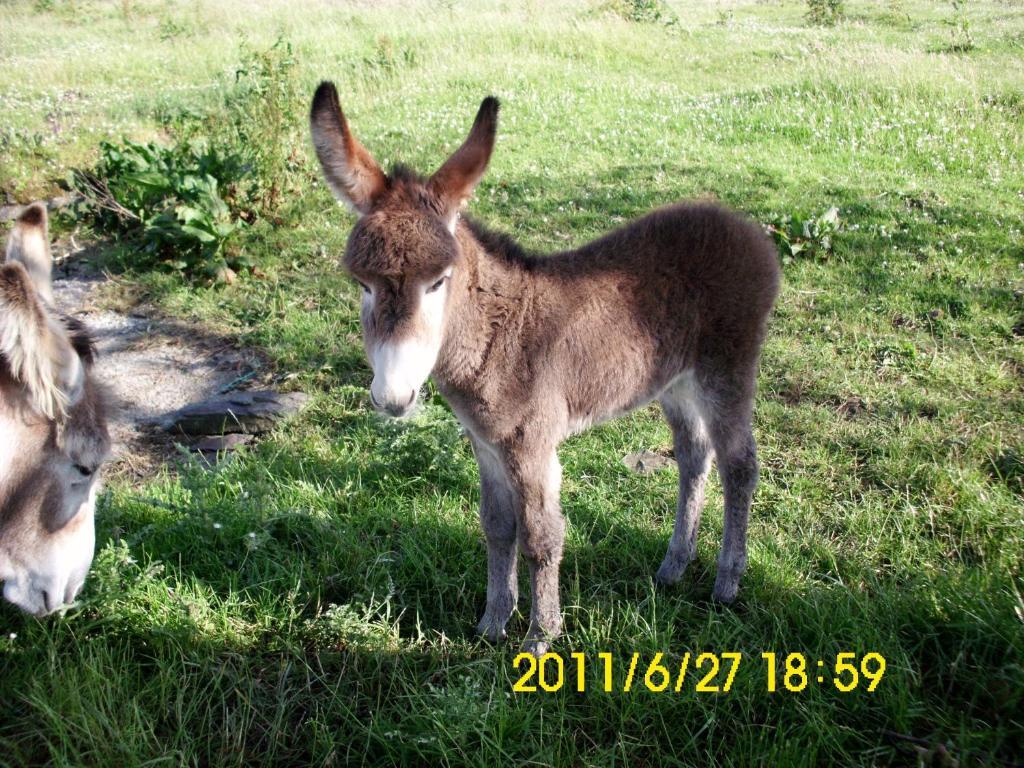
[545,201,779,334]
[478,202,779,437]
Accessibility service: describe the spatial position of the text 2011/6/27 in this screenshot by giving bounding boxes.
[511,652,887,694]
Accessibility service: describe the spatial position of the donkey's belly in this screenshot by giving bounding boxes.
[565,367,686,437]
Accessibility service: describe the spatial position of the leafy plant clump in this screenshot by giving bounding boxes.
[194,37,304,214]
[71,39,304,281]
[805,0,844,26]
[767,206,842,262]
[943,0,974,52]
[601,0,678,26]
[71,139,249,281]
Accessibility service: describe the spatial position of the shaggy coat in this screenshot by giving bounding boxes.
[311,83,780,653]
[0,204,110,615]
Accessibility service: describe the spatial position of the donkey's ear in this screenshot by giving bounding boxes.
[5,203,53,305]
[429,96,499,232]
[0,261,83,420]
[310,82,387,215]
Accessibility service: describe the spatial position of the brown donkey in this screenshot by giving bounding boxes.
[0,204,110,615]
[311,83,780,654]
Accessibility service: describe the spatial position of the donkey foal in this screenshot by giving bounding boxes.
[310,83,780,654]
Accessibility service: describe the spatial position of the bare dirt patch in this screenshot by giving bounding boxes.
[51,255,264,478]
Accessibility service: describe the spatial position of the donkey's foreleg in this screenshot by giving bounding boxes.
[711,428,758,603]
[472,439,519,643]
[511,450,564,657]
[656,391,712,585]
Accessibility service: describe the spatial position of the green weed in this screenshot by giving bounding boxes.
[70,139,248,280]
[805,0,844,26]
[600,0,678,26]
[767,206,841,262]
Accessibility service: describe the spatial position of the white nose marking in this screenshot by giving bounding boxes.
[362,273,449,417]
[370,385,416,416]
[369,336,436,414]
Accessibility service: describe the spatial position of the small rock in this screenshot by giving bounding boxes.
[166,390,309,436]
[0,194,82,221]
[623,450,676,475]
[928,308,944,321]
[215,266,237,285]
[836,396,867,419]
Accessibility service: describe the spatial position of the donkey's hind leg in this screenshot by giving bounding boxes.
[471,436,519,643]
[656,374,713,585]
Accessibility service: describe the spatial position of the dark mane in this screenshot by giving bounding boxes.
[388,164,428,185]
[61,315,97,366]
[463,216,543,268]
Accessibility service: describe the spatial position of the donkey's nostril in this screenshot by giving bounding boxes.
[370,386,417,416]
[66,580,84,605]
[380,390,417,417]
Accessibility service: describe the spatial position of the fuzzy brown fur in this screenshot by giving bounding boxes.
[0,204,110,616]
[311,83,780,653]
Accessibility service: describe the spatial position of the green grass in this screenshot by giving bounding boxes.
[1,0,1023,765]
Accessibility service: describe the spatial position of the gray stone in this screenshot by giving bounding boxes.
[0,194,82,221]
[166,390,309,436]
[622,449,677,475]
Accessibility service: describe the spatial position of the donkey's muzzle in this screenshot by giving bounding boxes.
[369,387,417,418]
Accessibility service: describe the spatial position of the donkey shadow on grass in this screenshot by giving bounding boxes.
[1,412,1021,763]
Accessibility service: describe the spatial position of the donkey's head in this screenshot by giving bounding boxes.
[310,82,498,416]
[0,204,110,615]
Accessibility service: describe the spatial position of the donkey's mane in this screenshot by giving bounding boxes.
[61,315,97,367]
[462,216,540,269]
[388,164,427,185]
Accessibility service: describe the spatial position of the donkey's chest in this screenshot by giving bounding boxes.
[434,378,517,446]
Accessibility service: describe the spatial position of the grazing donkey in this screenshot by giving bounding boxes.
[310,83,780,653]
[0,204,110,615]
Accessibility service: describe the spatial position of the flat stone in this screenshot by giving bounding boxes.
[165,390,309,436]
[623,450,677,475]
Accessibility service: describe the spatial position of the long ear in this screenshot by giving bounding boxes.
[5,203,53,305]
[0,261,83,420]
[429,97,499,232]
[310,81,387,214]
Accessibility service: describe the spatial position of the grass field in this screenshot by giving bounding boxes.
[2,0,1023,765]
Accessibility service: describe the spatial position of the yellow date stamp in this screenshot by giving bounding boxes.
[511,651,886,694]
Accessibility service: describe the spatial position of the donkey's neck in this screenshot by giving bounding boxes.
[433,220,534,395]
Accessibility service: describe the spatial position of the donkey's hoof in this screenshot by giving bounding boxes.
[711,576,741,604]
[520,638,550,658]
[655,556,691,586]
[476,616,508,644]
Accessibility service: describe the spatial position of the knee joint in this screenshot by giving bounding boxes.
[517,517,565,563]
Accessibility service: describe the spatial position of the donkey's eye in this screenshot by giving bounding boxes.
[356,281,371,294]
[73,464,93,477]
[427,276,448,294]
